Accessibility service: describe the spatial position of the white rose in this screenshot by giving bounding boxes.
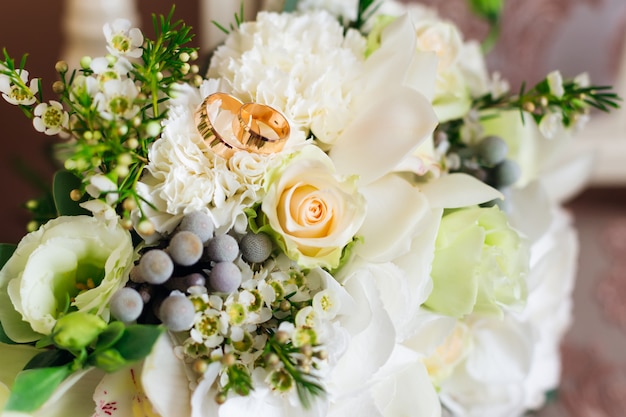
[413,19,463,72]
[0,216,134,342]
[262,145,366,269]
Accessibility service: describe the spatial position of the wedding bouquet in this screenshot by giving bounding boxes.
[0,1,619,417]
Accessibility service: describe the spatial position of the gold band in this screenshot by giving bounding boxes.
[195,93,245,159]
[195,93,290,159]
[233,103,290,154]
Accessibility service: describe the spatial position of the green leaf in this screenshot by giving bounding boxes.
[24,349,74,370]
[114,325,164,362]
[4,365,72,412]
[94,321,126,351]
[52,170,89,216]
[0,244,18,344]
[0,322,18,344]
[89,348,127,373]
[0,243,16,270]
[283,0,299,12]
[467,0,503,22]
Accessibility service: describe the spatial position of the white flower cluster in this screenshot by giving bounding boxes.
[0,2,590,417]
[207,11,367,146]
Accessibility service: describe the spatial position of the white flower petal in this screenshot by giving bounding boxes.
[419,173,503,208]
[372,347,441,417]
[355,174,429,262]
[142,334,192,417]
[330,87,437,185]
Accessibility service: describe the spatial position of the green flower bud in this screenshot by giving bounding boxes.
[269,368,293,392]
[52,311,106,350]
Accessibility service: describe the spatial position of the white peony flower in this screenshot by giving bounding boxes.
[208,11,367,145]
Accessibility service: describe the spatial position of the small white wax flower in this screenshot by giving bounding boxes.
[0,70,39,105]
[489,71,510,99]
[95,78,140,120]
[546,70,564,98]
[32,100,69,135]
[85,174,119,205]
[539,112,563,139]
[294,305,319,329]
[574,72,590,88]
[103,19,144,58]
[90,56,132,87]
[312,288,341,320]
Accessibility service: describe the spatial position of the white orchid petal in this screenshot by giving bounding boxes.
[330,87,437,185]
[539,152,593,204]
[361,14,416,97]
[405,51,438,101]
[191,363,221,417]
[508,182,553,245]
[372,346,441,417]
[420,173,503,208]
[331,273,395,397]
[466,318,533,383]
[142,334,192,417]
[356,175,429,262]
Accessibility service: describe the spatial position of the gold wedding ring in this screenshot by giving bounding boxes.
[195,93,246,159]
[195,92,290,159]
[233,103,290,154]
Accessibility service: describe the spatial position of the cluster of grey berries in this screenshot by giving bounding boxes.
[108,211,274,332]
[447,135,521,205]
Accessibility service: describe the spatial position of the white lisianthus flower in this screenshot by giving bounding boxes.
[262,145,366,269]
[0,216,134,343]
[424,206,529,319]
[32,100,69,136]
[103,19,144,58]
[0,69,39,105]
[208,11,366,145]
[95,78,140,120]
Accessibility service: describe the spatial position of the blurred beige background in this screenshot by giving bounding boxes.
[0,1,625,415]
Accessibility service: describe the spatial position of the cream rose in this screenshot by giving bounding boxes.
[261,146,366,269]
[0,216,134,343]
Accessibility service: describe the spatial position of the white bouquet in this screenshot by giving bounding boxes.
[0,1,619,417]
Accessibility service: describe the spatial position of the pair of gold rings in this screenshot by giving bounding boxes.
[195,93,290,159]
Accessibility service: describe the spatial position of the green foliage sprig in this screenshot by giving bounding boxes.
[0,7,200,229]
[473,77,621,127]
